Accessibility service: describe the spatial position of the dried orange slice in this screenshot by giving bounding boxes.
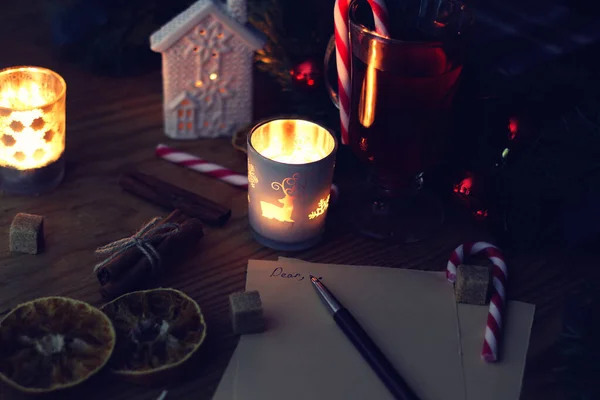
[0,297,116,394]
[101,288,207,384]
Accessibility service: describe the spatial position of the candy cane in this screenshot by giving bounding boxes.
[155,144,339,203]
[335,0,390,145]
[156,144,248,187]
[447,241,508,362]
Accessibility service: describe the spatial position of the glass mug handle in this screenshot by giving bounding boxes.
[324,33,376,129]
[323,34,340,110]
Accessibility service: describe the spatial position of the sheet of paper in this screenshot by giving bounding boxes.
[213,259,466,400]
[459,303,535,400]
[277,258,536,400]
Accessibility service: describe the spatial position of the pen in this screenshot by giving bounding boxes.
[309,275,420,400]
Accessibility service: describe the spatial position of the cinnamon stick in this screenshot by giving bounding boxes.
[95,209,185,286]
[100,217,204,300]
[119,170,231,226]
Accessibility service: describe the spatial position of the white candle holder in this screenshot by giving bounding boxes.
[0,66,66,195]
[247,118,338,251]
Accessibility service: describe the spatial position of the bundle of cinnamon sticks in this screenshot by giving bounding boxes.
[96,209,203,300]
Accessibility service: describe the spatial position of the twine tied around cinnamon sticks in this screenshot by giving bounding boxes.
[94,217,180,274]
[95,210,204,300]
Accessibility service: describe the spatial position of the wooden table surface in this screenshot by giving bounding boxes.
[0,2,593,399]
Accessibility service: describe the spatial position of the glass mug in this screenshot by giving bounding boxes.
[324,0,471,242]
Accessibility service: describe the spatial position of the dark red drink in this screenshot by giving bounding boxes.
[323,0,471,241]
[348,28,463,194]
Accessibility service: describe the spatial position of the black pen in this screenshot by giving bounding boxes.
[309,275,420,400]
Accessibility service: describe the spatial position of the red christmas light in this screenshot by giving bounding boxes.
[508,117,518,140]
[290,60,319,88]
[474,209,488,218]
[453,175,473,196]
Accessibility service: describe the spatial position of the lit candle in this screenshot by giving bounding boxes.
[247,118,338,250]
[0,66,67,194]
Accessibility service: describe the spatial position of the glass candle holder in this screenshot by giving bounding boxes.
[247,118,338,251]
[0,66,67,195]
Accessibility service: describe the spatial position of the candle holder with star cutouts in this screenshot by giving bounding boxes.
[0,66,67,195]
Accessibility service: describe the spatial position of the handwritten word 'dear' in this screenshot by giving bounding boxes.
[269,267,306,281]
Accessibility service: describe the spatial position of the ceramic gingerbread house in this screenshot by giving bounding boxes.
[150,0,265,139]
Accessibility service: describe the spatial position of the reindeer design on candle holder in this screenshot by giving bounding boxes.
[260,173,300,223]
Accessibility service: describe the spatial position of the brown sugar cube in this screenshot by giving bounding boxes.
[455,264,491,305]
[9,213,44,254]
[229,290,265,334]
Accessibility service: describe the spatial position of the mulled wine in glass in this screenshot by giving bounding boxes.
[325,0,471,241]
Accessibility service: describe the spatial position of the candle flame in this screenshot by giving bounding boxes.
[250,119,335,164]
[0,82,47,109]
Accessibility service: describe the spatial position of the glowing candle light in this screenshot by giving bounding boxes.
[0,66,66,194]
[247,118,338,250]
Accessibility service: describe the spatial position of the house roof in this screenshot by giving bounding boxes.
[150,0,265,53]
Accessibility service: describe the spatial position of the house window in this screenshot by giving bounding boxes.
[177,100,196,135]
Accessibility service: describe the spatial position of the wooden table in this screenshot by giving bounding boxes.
[0,2,592,399]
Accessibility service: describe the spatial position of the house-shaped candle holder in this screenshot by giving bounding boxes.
[150,0,265,139]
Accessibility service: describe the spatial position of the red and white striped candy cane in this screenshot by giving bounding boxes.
[156,144,249,187]
[447,241,508,362]
[156,144,340,203]
[335,0,390,145]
